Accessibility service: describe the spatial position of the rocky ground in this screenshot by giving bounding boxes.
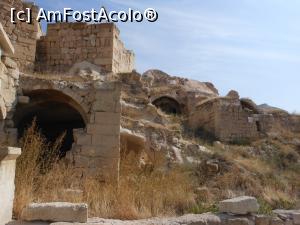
[7,211,300,225]
[8,197,300,225]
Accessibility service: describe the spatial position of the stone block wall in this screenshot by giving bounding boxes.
[215,101,260,142]
[188,98,269,142]
[0,0,41,72]
[35,22,134,74]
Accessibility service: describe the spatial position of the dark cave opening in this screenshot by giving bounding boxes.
[152,97,181,115]
[14,90,86,157]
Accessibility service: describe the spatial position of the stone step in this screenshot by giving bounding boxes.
[21,202,88,223]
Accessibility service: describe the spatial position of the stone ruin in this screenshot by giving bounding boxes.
[0,0,300,224]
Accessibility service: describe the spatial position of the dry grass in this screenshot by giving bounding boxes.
[195,137,300,210]
[13,122,196,219]
[14,120,300,219]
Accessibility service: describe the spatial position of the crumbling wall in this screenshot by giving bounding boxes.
[35,22,134,74]
[188,98,218,137]
[215,100,260,142]
[0,0,41,72]
[188,97,271,142]
[112,29,135,73]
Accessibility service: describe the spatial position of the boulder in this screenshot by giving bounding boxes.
[219,196,259,215]
[293,213,300,225]
[21,202,88,223]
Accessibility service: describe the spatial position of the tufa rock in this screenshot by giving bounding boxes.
[2,56,17,69]
[226,90,240,99]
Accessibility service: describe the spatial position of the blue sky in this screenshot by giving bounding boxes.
[34,0,300,113]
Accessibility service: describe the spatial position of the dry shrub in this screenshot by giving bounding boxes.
[14,122,196,219]
[14,120,44,217]
[13,120,65,218]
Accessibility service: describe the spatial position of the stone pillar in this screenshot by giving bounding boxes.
[69,82,121,182]
[0,147,21,224]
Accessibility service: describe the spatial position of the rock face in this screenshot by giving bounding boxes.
[21,202,88,223]
[218,196,259,215]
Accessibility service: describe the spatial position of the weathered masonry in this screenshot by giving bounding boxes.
[0,0,41,72]
[0,0,134,183]
[14,76,121,181]
[0,0,299,199]
[35,22,135,74]
[188,96,274,142]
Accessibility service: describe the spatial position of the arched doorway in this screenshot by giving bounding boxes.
[152,96,181,115]
[13,90,86,157]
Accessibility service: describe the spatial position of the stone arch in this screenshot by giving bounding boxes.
[13,89,87,156]
[21,83,89,122]
[152,96,181,114]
